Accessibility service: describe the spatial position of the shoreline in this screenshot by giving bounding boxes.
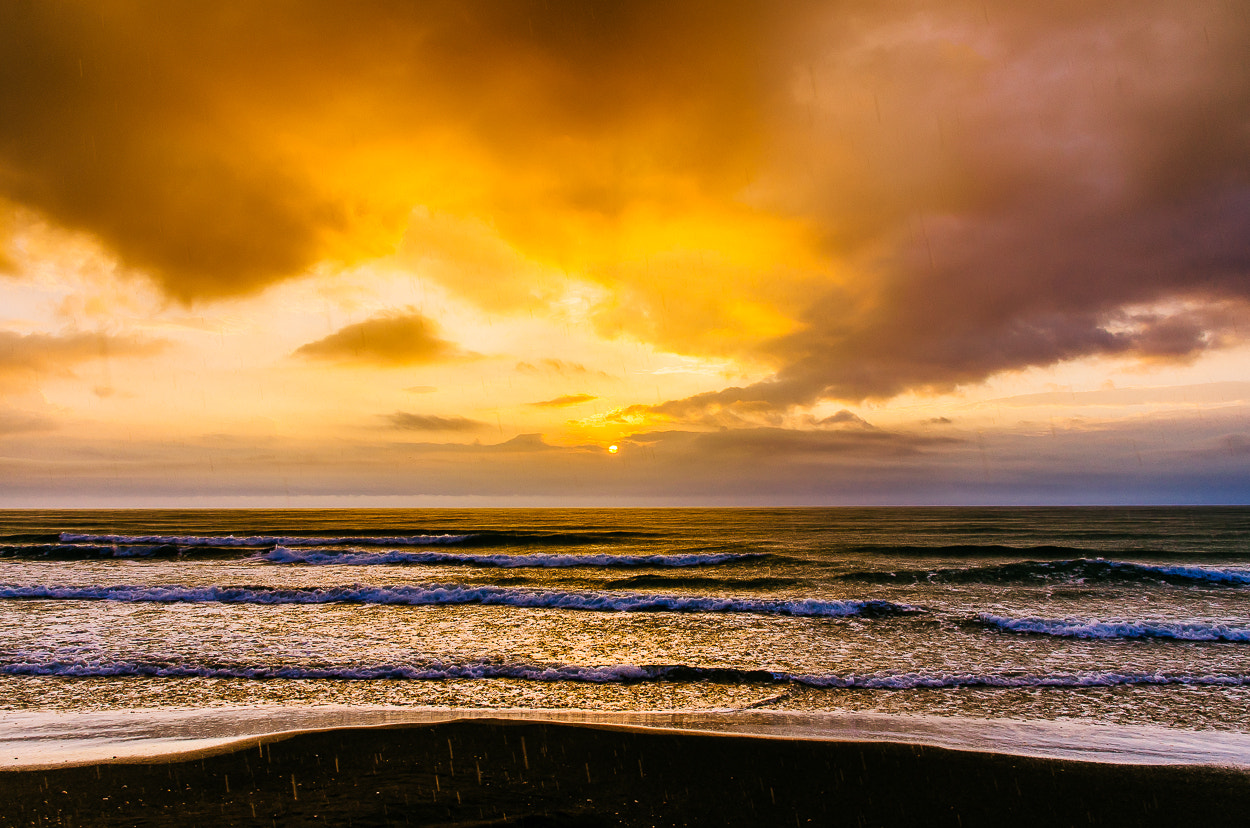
[5,705,1250,770]
[4,718,1250,827]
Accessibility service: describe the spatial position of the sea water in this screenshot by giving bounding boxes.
[2,508,1248,762]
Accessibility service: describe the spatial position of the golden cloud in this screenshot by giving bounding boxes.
[0,2,802,298]
[516,360,612,379]
[2,1,1248,404]
[293,312,469,366]
[529,394,598,407]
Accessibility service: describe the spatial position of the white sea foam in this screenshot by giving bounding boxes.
[1107,560,1250,585]
[979,614,1250,641]
[789,671,1250,689]
[58,533,471,547]
[259,546,755,568]
[6,707,1249,769]
[0,583,912,618]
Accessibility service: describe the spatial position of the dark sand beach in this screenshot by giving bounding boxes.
[4,719,1250,827]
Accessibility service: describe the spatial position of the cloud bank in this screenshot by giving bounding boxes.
[3,0,1248,422]
[0,330,165,388]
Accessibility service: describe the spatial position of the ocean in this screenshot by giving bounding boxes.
[2,507,1249,764]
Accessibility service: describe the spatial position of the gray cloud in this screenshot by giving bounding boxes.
[813,409,875,429]
[631,425,957,461]
[384,412,485,432]
[647,1,1250,413]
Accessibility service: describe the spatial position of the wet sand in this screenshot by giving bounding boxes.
[3,719,1249,827]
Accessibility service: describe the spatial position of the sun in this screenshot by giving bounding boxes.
[607,445,619,454]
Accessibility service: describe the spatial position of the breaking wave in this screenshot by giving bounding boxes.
[3,656,1247,690]
[57,530,656,549]
[840,558,1250,587]
[978,614,1250,642]
[849,544,1174,558]
[59,532,471,548]
[0,583,915,618]
[0,544,183,559]
[603,575,798,590]
[256,546,760,568]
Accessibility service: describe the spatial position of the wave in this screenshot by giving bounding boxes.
[0,583,916,618]
[1109,561,1250,586]
[0,544,183,559]
[0,533,64,544]
[839,558,1250,587]
[603,575,798,590]
[59,532,471,548]
[456,530,659,547]
[58,529,656,550]
[258,547,763,568]
[978,614,1250,642]
[3,657,1248,690]
[848,543,1171,558]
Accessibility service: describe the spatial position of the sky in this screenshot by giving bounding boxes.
[1,0,1248,506]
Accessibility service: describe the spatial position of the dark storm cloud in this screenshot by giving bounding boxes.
[0,3,348,300]
[294,313,467,366]
[0,0,796,301]
[643,0,1250,411]
[759,193,1250,403]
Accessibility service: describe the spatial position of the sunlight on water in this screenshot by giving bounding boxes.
[2,507,1249,744]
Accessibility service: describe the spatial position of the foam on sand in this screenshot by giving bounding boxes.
[3,706,1250,769]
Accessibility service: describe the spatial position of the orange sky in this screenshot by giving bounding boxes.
[1,1,1248,505]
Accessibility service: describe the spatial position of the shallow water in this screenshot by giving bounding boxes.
[7,706,1250,769]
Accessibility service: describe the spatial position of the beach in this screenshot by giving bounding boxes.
[5,718,1250,827]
